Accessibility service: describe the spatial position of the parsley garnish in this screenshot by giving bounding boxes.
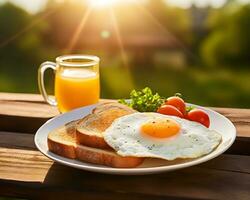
[118,87,165,112]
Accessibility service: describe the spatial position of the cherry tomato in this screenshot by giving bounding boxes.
[166,96,186,115]
[157,105,184,118]
[183,113,189,120]
[187,109,210,128]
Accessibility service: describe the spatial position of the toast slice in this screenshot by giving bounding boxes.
[47,120,77,159]
[76,102,136,149]
[47,120,144,168]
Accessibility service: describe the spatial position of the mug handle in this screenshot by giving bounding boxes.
[38,61,57,106]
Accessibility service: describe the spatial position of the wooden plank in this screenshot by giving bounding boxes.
[0,101,58,118]
[0,131,250,200]
[0,93,59,133]
[0,113,55,133]
[0,93,59,119]
[0,182,194,200]
[0,132,35,150]
[0,92,44,102]
[226,136,250,156]
[212,107,250,137]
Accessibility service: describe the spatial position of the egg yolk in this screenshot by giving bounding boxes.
[141,119,180,138]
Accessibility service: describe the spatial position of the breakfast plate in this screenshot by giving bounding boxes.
[35,103,236,175]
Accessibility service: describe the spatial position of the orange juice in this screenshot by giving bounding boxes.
[55,69,100,112]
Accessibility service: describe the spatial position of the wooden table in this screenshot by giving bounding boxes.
[0,93,250,200]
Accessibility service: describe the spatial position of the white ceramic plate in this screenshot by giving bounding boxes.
[35,103,236,175]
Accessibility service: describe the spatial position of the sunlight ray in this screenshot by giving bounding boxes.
[110,8,134,87]
[65,7,92,53]
[0,8,57,48]
[110,9,129,68]
[133,2,198,61]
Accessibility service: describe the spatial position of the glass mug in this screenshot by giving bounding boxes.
[38,55,100,113]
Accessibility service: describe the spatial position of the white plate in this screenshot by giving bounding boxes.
[35,103,236,175]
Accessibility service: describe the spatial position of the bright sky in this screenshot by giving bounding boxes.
[168,0,250,8]
[1,0,249,13]
[0,0,47,13]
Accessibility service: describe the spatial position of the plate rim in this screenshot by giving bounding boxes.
[34,102,236,175]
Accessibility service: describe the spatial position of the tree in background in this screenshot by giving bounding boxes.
[146,0,192,45]
[201,3,250,67]
[0,3,48,92]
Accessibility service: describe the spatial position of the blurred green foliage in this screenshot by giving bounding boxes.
[202,3,250,67]
[0,0,250,108]
[0,3,49,93]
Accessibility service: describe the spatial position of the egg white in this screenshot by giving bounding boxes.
[104,112,222,160]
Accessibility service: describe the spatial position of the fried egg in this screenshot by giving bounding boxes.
[104,112,222,160]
